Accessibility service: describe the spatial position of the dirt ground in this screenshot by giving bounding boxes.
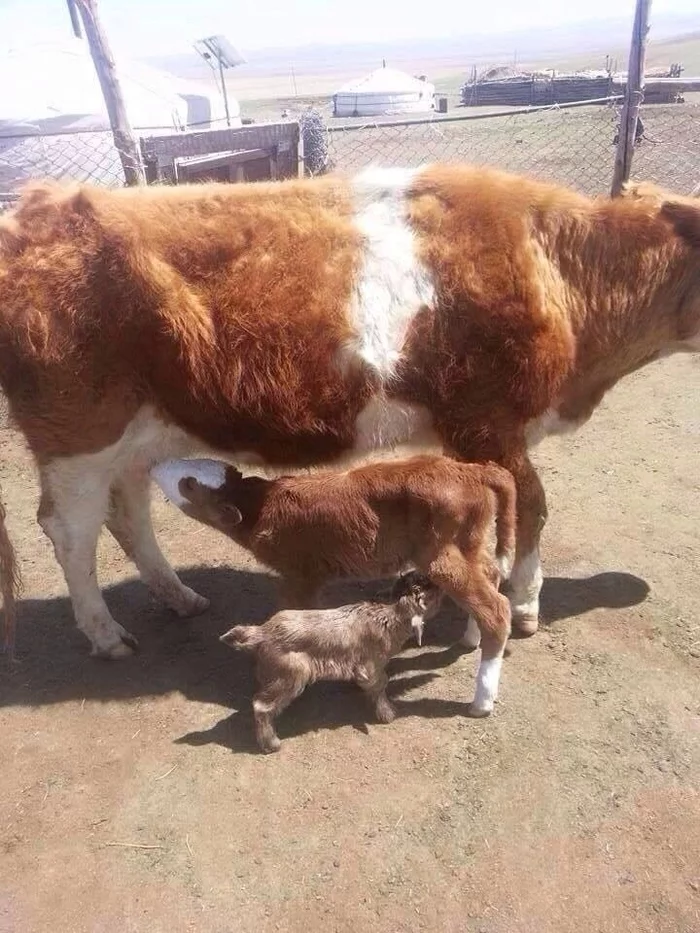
[1,354,699,933]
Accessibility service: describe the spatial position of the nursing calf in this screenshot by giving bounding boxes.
[152,453,516,716]
[221,571,442,753]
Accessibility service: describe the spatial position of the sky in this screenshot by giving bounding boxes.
[0,0,698,58]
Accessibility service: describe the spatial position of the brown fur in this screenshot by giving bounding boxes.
[0,166,699,655]
[220,571,443,753]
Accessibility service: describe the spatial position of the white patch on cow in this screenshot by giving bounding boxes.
[525,407,582,449]
[343,166,435,381]
[150,458,228,508]
[508,548,543,621]
[353,395,442,455]
[461,614,481,649]
[471,654,503,715]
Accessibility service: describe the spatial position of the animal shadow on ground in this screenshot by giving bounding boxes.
[1,566,649,752]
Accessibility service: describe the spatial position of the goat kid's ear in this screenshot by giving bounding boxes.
[411,615,424,648]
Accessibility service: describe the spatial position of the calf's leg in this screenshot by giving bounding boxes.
[506,456,547,636]
[429,545,511,716]
[38,462,137,659]
[106,470,209,617]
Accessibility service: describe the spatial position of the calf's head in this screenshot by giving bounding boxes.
[390,572,443,646]
[150,458,244,535]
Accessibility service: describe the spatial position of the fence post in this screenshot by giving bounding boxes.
[74,0,145,186]
[611,0,652,196]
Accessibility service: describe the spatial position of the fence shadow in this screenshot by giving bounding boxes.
[1,566,650,737]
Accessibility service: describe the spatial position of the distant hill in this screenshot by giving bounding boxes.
[144,13,700,86]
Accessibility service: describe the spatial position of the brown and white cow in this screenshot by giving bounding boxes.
[0,167,698,660]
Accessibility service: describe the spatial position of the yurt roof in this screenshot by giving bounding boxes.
[336,66,431,96]
[0,39,227,130]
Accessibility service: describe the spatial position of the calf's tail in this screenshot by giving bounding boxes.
[219,624,264,652]
[0,484,21,659]
[482,463,517,579]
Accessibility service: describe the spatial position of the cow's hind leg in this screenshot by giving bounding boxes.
[38,462,136,659]
[107,470,209,617]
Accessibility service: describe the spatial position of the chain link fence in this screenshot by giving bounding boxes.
[629,101,700,193]
[0,129,125,201]
[1,98,699,210]
[323,99,623,195]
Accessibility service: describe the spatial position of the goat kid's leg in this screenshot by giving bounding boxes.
[429,545,511,716]
[506,456,547,637]
[38,461,136,659]
[357,666,395,723]
[107,470,209,617]
[252,673,307,753]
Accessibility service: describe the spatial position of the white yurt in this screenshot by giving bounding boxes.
[0,39,238,132]
[333,65,435,117]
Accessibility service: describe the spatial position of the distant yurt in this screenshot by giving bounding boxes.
[333,65,435,117]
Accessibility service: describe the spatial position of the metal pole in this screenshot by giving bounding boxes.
[219,56,231,127]
[611,0,652,197]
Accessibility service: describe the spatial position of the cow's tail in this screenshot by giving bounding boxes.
[482,463,517,581]
[0,484,21,660]
[219,625,264,652]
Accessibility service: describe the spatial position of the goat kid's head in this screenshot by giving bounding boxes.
[390,571,443,647]
[150,458,244,534]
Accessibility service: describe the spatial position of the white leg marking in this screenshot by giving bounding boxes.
[39,464,136,658]
[107,472,209,617]
[470,654,503,716]
[509,548,543,621]
[495,551,514,580]
[461,614,481,650]
[341,167,436,382]
[150,458,228,508]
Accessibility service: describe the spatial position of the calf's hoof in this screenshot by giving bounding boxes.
[259,736,282,754]
[511,613,539,637]
[467,701,493,719]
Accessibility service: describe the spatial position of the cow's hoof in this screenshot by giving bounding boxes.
[511,614,539,636]
[467,702,493,718]
[173,590,210,618]
[91,629,138,660]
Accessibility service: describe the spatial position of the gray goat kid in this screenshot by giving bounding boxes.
[220,571,443,753]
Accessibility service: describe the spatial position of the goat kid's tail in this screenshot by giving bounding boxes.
[219,625,263,652]
[482,463,517,580]
[0,484,21,660]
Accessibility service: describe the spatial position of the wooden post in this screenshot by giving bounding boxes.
[66,0,82,38]
[74,0,145,185]
[611,0,652,196]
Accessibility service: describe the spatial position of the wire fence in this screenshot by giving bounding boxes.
[321,98,700,197]
[1,97,699,213]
